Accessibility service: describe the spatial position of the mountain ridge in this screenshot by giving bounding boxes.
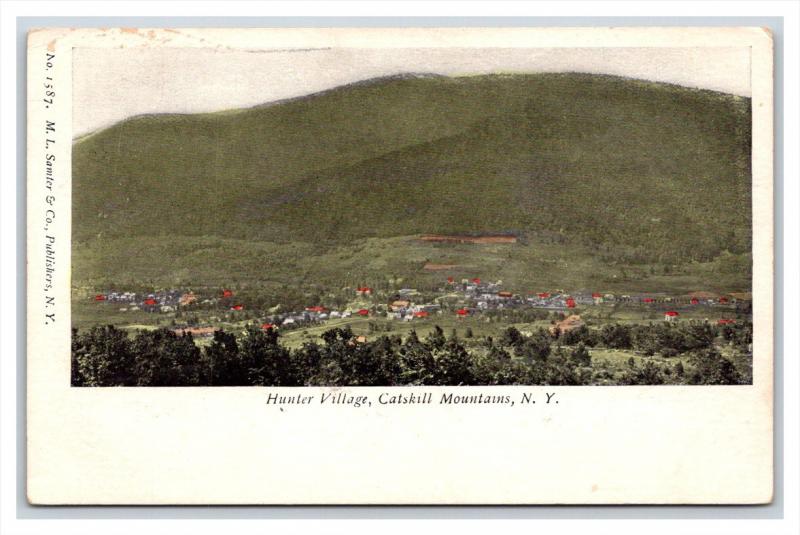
[72,72,751,289]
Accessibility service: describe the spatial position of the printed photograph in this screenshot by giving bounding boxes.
[70,45,754,387]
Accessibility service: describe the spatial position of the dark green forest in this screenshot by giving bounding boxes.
[72,320,751,387]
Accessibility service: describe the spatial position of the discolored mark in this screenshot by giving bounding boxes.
[120,28,139,35]
[591,484,599,492]
[47,39,56,52]
[147,30,156,40]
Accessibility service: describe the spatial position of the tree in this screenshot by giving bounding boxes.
[500,326,524,348]
[432,339,475,385]
[398,330,436,385]
[601,324,632,349]
[562,325,598,347]
[131,328,201,386]
[514,329,551,363]
[619,360,664,385]
[200,329,243,385]
[240,324,296,386]
[72,325,136,386]
[426,325,447,351]
[687,349,741,385]
[570,342,591,367]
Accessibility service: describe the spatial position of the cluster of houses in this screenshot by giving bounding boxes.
[93,289,202,313]
[261,305,363,331]
[92,281,748,334]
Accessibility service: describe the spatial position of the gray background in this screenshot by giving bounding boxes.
[16,15,785,520]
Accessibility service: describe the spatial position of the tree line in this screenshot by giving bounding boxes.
[71,320,751,387]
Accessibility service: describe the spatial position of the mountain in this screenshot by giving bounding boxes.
[72,73,752,292]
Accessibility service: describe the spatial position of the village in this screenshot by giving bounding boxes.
[87,277,751,340]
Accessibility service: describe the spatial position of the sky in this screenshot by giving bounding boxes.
[72,46,750,138]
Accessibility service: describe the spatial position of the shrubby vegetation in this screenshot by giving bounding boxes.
[71,320,752,387]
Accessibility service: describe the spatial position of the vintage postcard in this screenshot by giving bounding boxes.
[27,27,773,504]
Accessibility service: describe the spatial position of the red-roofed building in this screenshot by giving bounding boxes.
[357,308,369,316]
[718,297,729,304]
[566,297,576,308]
[356,287,373,295]
[261,323,275,331]
[592,292,604,304]
[718,319,736,325]
[498,291,513,298]
[231,305,244,311]
[447,276,454,284]
[305,306,327,313]
[222,289,233,298]
[643,298,654,304]
[94,294,107,301]
[537,292,550,299]
[144,298,157,306]
[456,308,469,316]
[664,311,679,322]
[471,278,481,284]
[413,311,429,318]
[690,297,699,305]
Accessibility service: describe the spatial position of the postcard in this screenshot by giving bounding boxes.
[27,26,773,504]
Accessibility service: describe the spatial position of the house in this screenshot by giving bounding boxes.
[305,306,327,313]
[689,290,718,300]
[222,289,233,298]
[144,298,157,306]
[413,311,429,318]
[690,298,700,305]
[282,318,296,325]
[261,323,275,331]
[718,297,729,304]
[160,305,174,313]
[537,292,551,299]
[549,315,584,336]
[729,292,752,303]
[357,309,370,316]
[173,326,215,338]
[642,298,654,304]
[231,304,244,311]
[565,297,576,309]
[356,287,373,296]
[456,308,469,317]
[497,291,513,298]
[718,319,736,325]
[94,294,107,301]
[592,292,603,304]
[390,300,411,312]
[355,335,368,344]
[447,277,454,284]
[179,292,197,306]
[664,311,680,322]
[329,311,341,318]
